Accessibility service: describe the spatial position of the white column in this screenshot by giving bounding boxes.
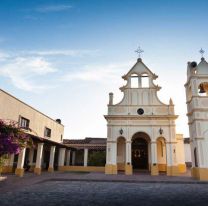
[29,148,34,166]
[17,148,26,169]
[49,146,56,169]
[35,143,44,169]
[66,150,71,166]
[111,142,117,165]
[15,148,26,176]
[138,76,142,87]
[151,142,157,164]
[72,151,76,165]
[84,148,88,167]
[126,141,131,164]
[151,141,159,175]
[106,142,111,164]
[58,148,66,167]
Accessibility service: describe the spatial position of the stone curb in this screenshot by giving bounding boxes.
[37,178,208,185]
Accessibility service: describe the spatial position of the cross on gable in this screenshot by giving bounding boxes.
[135,46,144,58]
[199,48,205,57]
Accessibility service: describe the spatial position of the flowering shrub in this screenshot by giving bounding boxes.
[0,119,33,174]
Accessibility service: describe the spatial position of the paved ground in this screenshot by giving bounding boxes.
[0,171,208,206]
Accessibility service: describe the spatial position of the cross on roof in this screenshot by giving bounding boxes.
[199,48,205,57]
[135,46,144,58]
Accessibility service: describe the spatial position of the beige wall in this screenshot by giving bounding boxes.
[0,89,64,143]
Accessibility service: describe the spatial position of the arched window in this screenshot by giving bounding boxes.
[198,82,208,96]
[141,73,149,87]
[130,74,139,88]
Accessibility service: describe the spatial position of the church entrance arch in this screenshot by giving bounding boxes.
[132,132,150,170]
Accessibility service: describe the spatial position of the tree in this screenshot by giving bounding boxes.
[88,150,106,166]
[0,119,33,175]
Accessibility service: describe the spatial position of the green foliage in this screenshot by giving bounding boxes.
[88,150,106,166]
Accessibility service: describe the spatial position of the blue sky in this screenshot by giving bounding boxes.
[0,0,208,138]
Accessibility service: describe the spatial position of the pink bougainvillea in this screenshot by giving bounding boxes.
[0,120,32,157]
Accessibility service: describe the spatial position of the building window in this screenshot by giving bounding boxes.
[44,127,51,138]
[19,116,30,129]
[60,134,63,142]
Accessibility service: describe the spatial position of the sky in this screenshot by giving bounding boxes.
[0,0,208,139]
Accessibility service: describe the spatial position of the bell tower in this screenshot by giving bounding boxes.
[185,52,208,180]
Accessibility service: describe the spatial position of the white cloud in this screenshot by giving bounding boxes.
[23,15,40,20]
[35,4,72,13]
[0,51,10,61]
[0,56,57,91]
[23,49,100,57]
[0,48,102,91]
[63,62,133,82]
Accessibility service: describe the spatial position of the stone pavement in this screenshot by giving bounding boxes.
[0,171,208,206]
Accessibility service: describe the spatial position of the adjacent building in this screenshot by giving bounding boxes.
[0,89,74,177]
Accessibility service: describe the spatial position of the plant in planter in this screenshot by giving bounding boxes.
[0,119,33,176]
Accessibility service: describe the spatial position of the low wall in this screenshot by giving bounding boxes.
[60,166,105,172]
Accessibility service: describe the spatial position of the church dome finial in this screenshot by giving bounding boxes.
[137,58,142,62]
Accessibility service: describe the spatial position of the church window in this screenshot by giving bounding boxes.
[130,74,139,88]
[198,82,208,96]
[193,69,197,74]
[137,108,144,115]
[141,73,149,87]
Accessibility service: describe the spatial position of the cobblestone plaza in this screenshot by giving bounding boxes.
[0,172,208,206]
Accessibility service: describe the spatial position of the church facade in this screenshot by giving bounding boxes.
[105,58,186,175]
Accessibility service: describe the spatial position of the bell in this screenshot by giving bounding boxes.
[199,84,206,93]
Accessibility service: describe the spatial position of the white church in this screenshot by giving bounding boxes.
[104,54,208,180]
[105,57,186,176]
